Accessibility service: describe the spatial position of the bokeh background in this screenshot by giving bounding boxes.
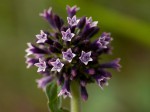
[0,0,150,112]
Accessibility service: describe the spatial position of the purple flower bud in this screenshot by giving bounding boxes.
[25,57,38,68]
[25,43,34,56]
[53,15,64,30]
[61,28,75,41]
[36,30,47,44]
[34,58,47,72]
[97,32,112,48]
[40,7,55,28]
[66,5,80,17]
[67,15,80,26]
[58,79,72,98]
[77,17,86,29]
[25,43,47,56]
[50,58,64,72]
[62,48,76,63]
[100,58,121,71]
[36,76,53,90]
[40,7,52,18]
[86,68,95,75]
[79,51,93,65]
[71,68,77,77]
[81,85,88,101]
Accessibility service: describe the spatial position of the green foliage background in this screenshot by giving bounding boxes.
[0,0,150,112]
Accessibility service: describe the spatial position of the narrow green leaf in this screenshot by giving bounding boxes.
[46,82,61,112]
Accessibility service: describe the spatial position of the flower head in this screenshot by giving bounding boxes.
[25,5,121,100]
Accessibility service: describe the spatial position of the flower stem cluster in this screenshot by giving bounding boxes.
[25,5,121,101]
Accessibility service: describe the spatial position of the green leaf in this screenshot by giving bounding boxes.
[46,82,61,112]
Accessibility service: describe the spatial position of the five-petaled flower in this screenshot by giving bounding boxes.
[97,32,112,48]
[61,28,75,41]
[62,48,76,63]
[86,17,98,28]
[79,51,93,65]
[36,30,47,43]
[67,15,80,26]
[50,59,64,72]
[34,58,47,72]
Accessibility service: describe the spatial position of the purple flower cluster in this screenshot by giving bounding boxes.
[25,5,121,101]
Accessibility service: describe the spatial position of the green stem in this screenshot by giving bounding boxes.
[70,80,81,112]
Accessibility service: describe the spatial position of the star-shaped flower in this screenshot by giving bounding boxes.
[62,48,76,63]
[79,51,93,65]
[50,58,64,72]
[86,17,98,27]
[67,15,80,26]
[61,28,75,41]
[97,32,112,48]
[36,30,47,44]
[34,58,47,72]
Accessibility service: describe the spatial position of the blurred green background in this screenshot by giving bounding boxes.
[0,0,150,112]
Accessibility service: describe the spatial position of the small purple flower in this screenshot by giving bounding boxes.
[36,76,53,90]
[61,28,75,41]
[97,32,112,48]
[34,58,47,72]
[40,7,52,18]
[66,5,80,17]
[25,57,38,68]
[62,48,76,63]
[86,17,98,28]
[97,76,109,90]
[67,15,80,26]
[79,51,93,65]
[58,79,72,98]
[25,43,34,56]
[100,58,121,71]
[36,30,47,43]
[50,58,64,72]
